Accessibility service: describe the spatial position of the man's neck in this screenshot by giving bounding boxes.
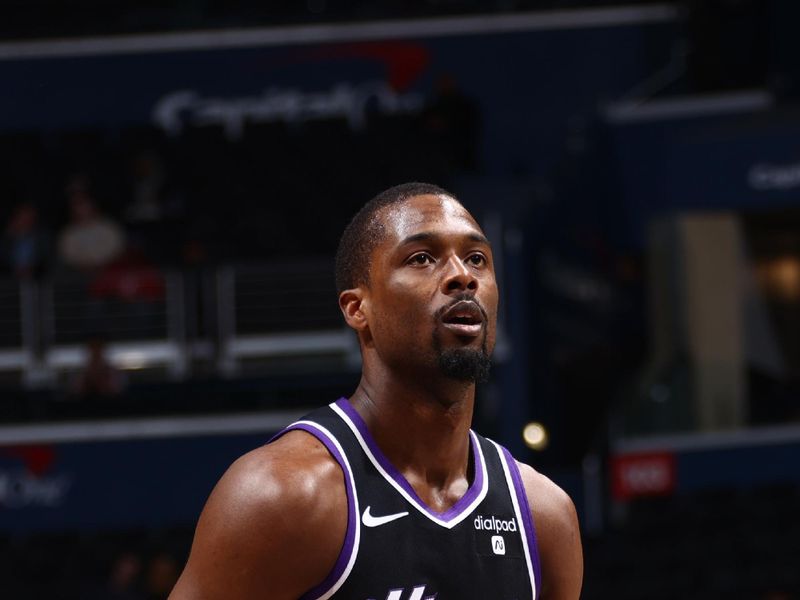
[348,365,476,511]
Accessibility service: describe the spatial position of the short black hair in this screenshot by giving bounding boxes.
[335,182,456,293]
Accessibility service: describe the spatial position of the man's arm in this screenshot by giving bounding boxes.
[170,431,348,600]
[517,462,583,600]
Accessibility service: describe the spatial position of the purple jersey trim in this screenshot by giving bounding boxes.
[334,397,485,523]
[271,422,358,600]
[502,447,542,598]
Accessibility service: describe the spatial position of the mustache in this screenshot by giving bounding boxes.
[433,293,489,323]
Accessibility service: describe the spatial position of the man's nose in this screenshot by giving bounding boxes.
[441,256,478,294]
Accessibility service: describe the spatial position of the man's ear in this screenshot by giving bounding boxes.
[339,288,369,333]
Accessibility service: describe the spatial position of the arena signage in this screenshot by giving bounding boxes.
[152,81,424,139]
[0,431,275,532]
[748,161,800,191]
[0,469,72,508]
[611,427,800,499]
[0,19,675,176]
[608,110,800,248]
[610,451,676,500]
[0,445,72,509]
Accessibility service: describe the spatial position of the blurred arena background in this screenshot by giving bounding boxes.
[0,0,799,598]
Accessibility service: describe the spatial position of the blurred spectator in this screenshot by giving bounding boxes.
[421,74,481,172]
[90,552,145,600]
[1,202,49,279]
[125,152,166,224]
[69,337,127,401]
[124,151,185,263]
[143,553,179,600]
[89,251,166,303]
[58,175,125,272]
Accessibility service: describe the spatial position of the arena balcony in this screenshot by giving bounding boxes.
[0,259,364,422]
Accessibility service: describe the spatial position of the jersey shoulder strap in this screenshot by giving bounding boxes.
[269,400,361,599]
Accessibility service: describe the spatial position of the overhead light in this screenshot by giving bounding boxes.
[522,422,549,451]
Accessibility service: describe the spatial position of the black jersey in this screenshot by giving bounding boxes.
[272,398,542,600]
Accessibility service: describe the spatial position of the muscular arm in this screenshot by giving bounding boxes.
[517,462,583,600]
[170,431,348,600]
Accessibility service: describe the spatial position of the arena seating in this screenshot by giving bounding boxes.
[583,484,800,599]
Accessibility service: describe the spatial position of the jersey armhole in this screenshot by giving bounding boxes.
[270,422,361,600]
[502,447,543,599]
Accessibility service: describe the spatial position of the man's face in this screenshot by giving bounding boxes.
[361,194,499,382]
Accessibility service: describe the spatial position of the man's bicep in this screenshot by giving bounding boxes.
[538,488,583,599]
[516,461,583,600]
[171,444,346,600]
[170,457,305,599]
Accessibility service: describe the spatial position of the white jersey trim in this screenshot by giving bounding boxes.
[492,439,538,600]
[330,401,489,529]
[291,419,361,600]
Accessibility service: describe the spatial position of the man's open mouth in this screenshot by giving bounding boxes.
[440,301,485,337]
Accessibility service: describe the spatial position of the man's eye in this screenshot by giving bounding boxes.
[467,254,486,266]
[408,253,434,265]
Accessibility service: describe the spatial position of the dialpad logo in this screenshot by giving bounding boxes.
[474,514,517,532]
[473,514,522,559]
[491,535,506,555]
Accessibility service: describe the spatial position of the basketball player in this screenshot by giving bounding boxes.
[170,183,583,599]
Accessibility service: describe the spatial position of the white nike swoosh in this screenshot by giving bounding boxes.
[361,506,410,528]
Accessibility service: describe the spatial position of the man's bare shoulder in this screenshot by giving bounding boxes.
[514,461,577,528]
[226,429,345,504]
[201,429,346,533]
[170,430,347,600]
[515,461,583,600]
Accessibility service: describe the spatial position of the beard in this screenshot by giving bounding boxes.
[432,324,492,383]
[429,293,493,383]
[436,344,492,383]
